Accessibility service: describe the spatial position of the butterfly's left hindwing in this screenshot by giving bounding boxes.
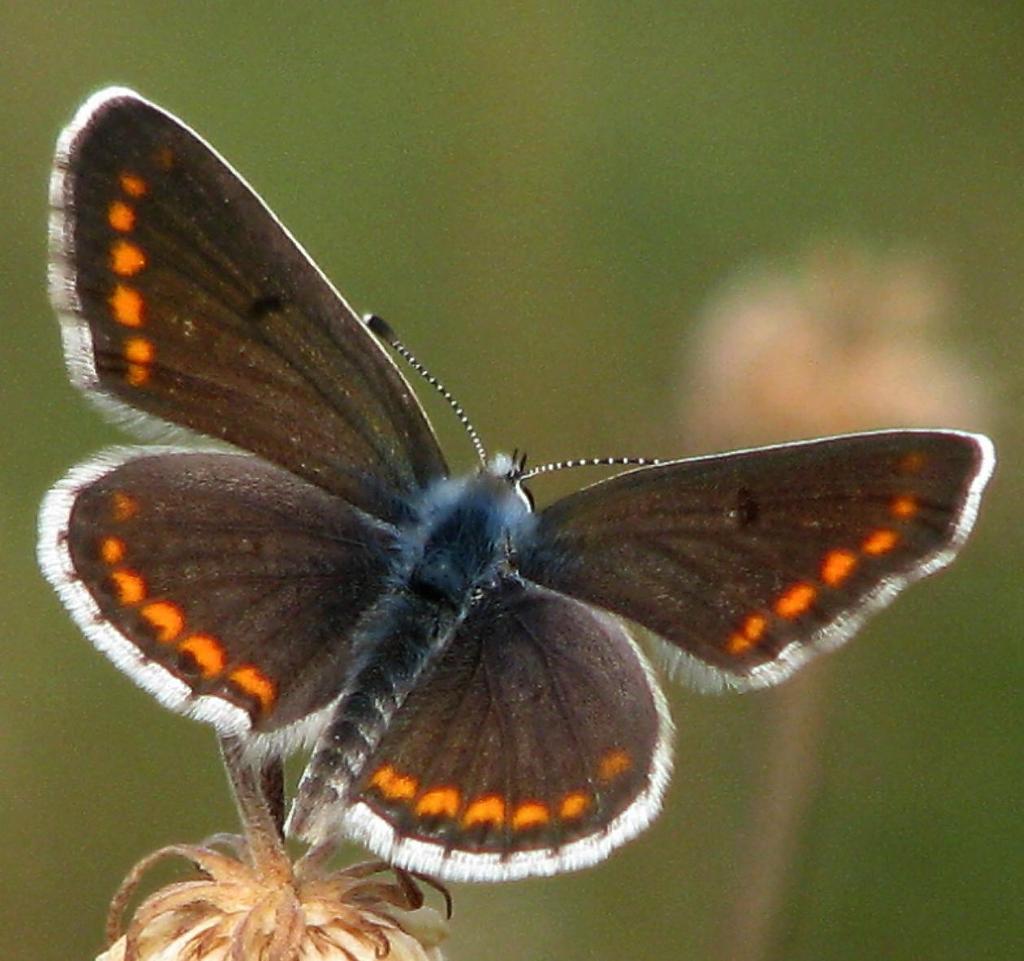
[39,449,398,737]
[521,430,994,691]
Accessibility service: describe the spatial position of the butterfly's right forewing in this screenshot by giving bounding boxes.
[522,430,993,691]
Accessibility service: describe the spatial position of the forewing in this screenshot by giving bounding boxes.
[38,449,398,740]
[293,577,673,881]
[49,88,446,520]
[521,430,994,690]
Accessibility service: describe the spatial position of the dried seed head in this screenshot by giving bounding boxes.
[96,842,448,961]
[680,244,992,448]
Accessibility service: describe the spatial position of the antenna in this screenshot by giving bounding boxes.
[520,455,662,481]
[365,314,487,466]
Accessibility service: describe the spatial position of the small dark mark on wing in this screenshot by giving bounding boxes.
[735,487,760,527]
[248,294,285,319]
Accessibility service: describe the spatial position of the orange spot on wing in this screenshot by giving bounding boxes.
[369,765,396,793]
[462,794,506,828]
[511,801,550,830]
[123,337,155,364]
[559,791,590,820]
[140,600,184,643]
[125,363,150,387]
[112,491,139,521]
[178,633,227,677]
[110,568,146,605]
[99,536,126,564]
[153,146,175,170]
[369,764,418,802]
[228,664,277,714]
[123,336,154,387]
[108,284,145,327]
[890,494,918,519]
[821,549,858,587]
[415,787,461,819]
[899,451,926,474]
[111,240,146,276]
[862,529,899,555]
[743,613,766,641]
[774,582,817,619]
[119,172,148,197]
[387,772,420,801]
[598,749,632,781]
[107,200,136,232]
[725,612,768,656]
[725,632,753,655]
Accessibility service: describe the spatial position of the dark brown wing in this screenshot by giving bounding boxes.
[39,449,398,736]
[521,430,993,690]
[49,88,446,521]
[292,577,673,881]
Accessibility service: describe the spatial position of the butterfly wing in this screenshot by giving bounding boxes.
[290,577,673,881]
[520,430,994,691]
[38,449,398,740]
[49,87,445,520]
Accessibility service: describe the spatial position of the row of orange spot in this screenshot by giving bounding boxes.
[367,748,632,832]
[98,489,277,714]
[107,171,154,387]
[724,490,920,657]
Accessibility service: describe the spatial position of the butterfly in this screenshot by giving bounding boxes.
[39,88,995,882]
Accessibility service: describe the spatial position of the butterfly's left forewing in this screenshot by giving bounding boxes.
[521,430,994,691]
[49,88,446,521]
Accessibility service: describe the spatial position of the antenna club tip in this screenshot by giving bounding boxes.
[364,313,396,341]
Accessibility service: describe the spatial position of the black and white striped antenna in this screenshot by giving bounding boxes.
[519,455,661,481]
[365,314,487,467]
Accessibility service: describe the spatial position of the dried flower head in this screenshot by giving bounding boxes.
[97,840,449,961]
[681,243,991,448]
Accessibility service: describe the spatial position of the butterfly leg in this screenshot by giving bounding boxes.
[260,754,286,840]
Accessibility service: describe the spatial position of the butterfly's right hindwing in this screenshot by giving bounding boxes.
[290,577,673,882]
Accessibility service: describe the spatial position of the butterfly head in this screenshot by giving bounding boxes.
[486,450,534,512]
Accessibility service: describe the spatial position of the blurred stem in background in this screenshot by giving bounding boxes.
[677,242,994,961]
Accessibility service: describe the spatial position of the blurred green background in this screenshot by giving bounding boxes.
[2,4,1022,960]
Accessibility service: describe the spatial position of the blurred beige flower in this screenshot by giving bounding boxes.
[681,243,991,449]
[683,243,994,961]
[97,842,448,961]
